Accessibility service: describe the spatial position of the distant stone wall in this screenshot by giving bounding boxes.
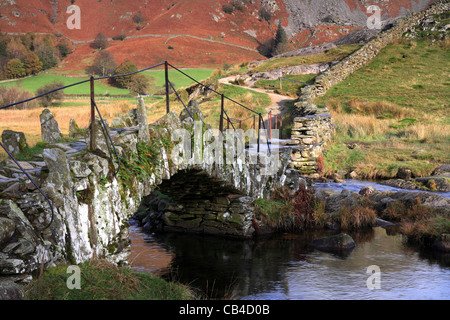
[289,0,449,175]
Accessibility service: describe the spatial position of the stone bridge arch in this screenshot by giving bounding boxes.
[0,102,297,276]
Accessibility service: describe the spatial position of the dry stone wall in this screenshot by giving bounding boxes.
[289,0,449,174]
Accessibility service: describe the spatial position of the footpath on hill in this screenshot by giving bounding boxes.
[218,75,292,129]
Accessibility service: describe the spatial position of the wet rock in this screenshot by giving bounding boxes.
[311,233,356,253]
[415,177,450,192]
[324,190,361,213]
[397,167,413,180]
[1,130,28,156]
[359,186,378,197]
[382,179,420,190]
[432,165,450,176]
[39,109,61,143]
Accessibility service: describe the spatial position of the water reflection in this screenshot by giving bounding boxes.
[128,222,450,300]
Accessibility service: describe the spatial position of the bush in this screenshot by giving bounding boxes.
[36,80,65,106]
[222,4,234,14]
[255,186,325,231]
[259,5,272,22]
[0,86,38,109]
[113,59,138,88]
[91,33,108,50]
[128,73,150,95]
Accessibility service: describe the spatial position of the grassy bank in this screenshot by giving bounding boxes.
[253,74,316,97]
[316,38,450,179]
[25,259,195,300]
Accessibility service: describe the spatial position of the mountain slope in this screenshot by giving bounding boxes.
[0,0,436,69]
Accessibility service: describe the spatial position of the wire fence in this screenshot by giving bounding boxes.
[0,60,277,231]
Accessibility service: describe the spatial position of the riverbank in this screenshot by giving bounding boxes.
[20,259,195,300]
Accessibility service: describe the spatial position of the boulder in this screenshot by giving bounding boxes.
[359,186,378,197]
[397,167,412,180]
[324,190,361,213]
[39,109,61,143]
[283,168,308,195]
[68,119,80,138]
[311,233,356,253]
[180,100,204,123]
[152,111,182,133]
[432,165,450,176]
[1,130,28,156]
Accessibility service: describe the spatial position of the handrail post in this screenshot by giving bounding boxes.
[219,94,224,132]
[89,76,95,151]
[165,61,170,114]
[269,111,272,140]
[257,113,261,153]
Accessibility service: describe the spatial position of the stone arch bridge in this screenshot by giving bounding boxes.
[0,100,301,276]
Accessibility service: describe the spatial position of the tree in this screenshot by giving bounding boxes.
[6,59,26,79]
[92,33,108,50]
[6,38,27,60]
[88,50,116,77]
[23,52,43,75]
[272,23,291,56]
[36,81,65,106]
[34,37,59,69]
[128,73,149,95]
[57,39,72,58]
[114,59,138,88]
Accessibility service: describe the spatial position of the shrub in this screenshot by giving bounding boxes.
[114,59,138,88]
[255,186,325,231]
[36,80,65,106]
[222,4,234,14]
[0,86,38,109]
[259,5,272,22]
[92,33,108,50]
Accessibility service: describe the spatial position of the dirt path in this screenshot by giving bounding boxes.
[218,75,292,125]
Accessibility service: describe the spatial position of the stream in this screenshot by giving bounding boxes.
[128,180,450,300]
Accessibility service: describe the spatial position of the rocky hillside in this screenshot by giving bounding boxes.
[0,0,437,69]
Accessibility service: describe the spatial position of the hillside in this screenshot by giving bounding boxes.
[0,0,436,70]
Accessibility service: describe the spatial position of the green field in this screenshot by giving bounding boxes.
[0,68,215,97]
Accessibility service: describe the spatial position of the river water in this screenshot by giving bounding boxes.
[128,180,450,300]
